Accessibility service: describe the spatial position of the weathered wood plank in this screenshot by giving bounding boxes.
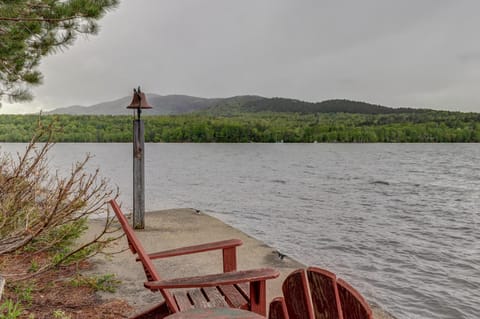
[307,267,342,319]
[219,285,248,309]
[236,282,250,299]
[222,247,237,272]
[189,289,209,308]
[165,308,265,319]
[269,297,288,319]
[337,278,372,319]
[249,280,268,316]
[142,239,242,261]
[174,290,194,311]
[202,287,229,308]
[132,119,145,229]
[282,269,314,319]
[144,268,279,289]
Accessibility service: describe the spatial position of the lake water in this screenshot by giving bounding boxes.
[1,143,479,319]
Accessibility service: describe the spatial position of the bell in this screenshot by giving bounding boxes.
[127,87,152,109]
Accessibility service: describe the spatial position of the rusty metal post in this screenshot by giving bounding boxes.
[127,87,152,229]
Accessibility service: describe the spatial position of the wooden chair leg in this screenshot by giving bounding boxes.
[250,280,267,316]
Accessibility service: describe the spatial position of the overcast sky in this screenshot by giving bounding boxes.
[2,0,480,114]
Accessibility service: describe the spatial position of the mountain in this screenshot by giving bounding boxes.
[47,94,425,116]
[47,96,133,115]
[47,94,225,115]
[228,98,427,115]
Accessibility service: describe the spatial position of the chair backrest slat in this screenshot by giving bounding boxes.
[109,199,179,312]
[282,269,314,319]
[269,297,288,319]
[307,267,343,319]
[336,278,372,319]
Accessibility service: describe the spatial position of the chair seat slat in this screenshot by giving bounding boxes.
[188,289,210,308]
[203,287,229,308]
[174,290,194,311]
[219,285,249,309]
[236,282,250,299]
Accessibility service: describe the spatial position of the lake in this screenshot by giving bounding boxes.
[1,143,479,319]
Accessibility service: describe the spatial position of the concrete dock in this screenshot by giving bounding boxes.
[86,208,394,318]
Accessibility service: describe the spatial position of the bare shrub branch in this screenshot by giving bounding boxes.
[0,118,122,281]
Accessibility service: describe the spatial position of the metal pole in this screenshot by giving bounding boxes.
[133,117,145,229]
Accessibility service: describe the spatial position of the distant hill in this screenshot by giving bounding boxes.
[47,96,133,115]
[225,98,427,115]
[47,94,426,116]
[47,94,228,115]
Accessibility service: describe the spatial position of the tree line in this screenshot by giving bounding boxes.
[0,111,479,143]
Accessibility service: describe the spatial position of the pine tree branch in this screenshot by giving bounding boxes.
[0,15,84,23]
[0,0,119,104]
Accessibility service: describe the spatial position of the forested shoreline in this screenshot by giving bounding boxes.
[1,111,479,143]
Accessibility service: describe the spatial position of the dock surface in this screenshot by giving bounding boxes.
[85,208,393,318]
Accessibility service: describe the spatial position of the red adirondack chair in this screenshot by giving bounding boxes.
[269,267,372,319]
[109,199,279,319]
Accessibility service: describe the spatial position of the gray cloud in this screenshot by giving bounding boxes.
[2,0,480,113]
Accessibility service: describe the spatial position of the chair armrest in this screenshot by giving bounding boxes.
[144,268,279,290]
[136,239,243,261]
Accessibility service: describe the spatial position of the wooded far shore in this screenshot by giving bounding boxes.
[1,111,479,143]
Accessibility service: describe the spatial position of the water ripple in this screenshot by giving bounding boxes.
[1,143,477,319]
